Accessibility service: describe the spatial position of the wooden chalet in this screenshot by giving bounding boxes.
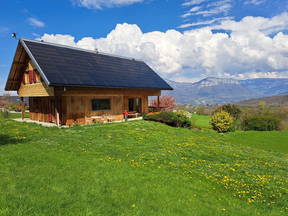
[5,39,172,126]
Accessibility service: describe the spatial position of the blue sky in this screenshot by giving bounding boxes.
[1,0,288,94]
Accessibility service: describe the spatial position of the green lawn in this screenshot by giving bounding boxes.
[191,114,211,128]
[0,115,288,215]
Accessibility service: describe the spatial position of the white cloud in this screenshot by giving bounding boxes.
[182,0,207,7]
[181,0,232,18]
[244,0,266,5]
[73,0,145,9]
[194,4,231,17]
[28,17,45,28]
[0,26,9,33]
[38,34,77,47]
[39,13,288,81]
[216,12,288,34]
[178,17,232,28]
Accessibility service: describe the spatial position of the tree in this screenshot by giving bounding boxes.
[150,96,176,110]
[0,100,9,107]
[214,104,242,120]
[196,106,205,115]
[258,101,266,110]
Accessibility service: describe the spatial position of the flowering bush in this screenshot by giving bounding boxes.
[175,110,192,118]
[211,111,234,133]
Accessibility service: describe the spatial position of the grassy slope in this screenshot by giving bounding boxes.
[0,116,288,216]
[191,114,211,128]
[226,131,288,154]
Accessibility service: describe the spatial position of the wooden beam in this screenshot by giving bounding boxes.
[55,98,60,127]
[21,97,25,120]
[58,87,161,97]
[7,80,20,83]
[12,61,26,65]
[157,96,160,110]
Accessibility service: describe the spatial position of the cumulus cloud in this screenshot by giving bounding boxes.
[216,12,288,34]
[39,13,288,82]
[28,17,45,28]
[73,0,145,9]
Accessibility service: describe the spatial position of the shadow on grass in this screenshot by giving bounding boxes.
[0,134,28,146]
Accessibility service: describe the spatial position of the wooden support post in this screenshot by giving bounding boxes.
[55,97,60,127]
[157,96,160,111]
[21,97,25,120]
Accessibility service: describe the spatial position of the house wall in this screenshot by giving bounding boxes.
[64,95,149,125]
[29,97,55,123]
[25,76,159,125]
[55,87,155,125]
[28,94,150,126]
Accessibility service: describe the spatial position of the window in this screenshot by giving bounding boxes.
[28,70,37,84]
[91,99,111,111]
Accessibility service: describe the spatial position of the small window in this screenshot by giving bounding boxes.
[92,99,111,111]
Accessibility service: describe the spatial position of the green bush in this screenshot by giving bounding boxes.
[144,112,193,128]
[214,104,242,120]
[0,110,9,118]
[241,115,280,131]
[210,111,234,133]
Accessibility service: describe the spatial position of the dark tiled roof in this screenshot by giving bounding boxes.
[21,39,173,90]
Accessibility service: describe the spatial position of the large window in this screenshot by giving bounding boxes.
[92,99,111,111]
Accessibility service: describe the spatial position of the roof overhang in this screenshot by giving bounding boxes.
[51,83,173,90]
[5,39,50,91]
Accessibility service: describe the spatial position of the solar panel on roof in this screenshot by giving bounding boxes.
[22,39,173,90]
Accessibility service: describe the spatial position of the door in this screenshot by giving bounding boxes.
[128,98,142,113]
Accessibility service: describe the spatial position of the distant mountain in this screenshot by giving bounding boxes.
[163,77,288,105]
[236,94,288,107]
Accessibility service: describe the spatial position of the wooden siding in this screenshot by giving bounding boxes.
[29,97,56,123]
[27,88,156,125]
[18,82,54,97]
[64,96,124,125]
[63,95,148,125]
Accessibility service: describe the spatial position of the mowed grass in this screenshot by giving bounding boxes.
[191,114,211,128]
[0,115,288,215]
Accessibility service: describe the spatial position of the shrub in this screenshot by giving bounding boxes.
[210,111,234,133]
[214,104,242,120]
[144,111,193,128]
[175,110,192,118]
[0,109,9,118]
[241,115,280,131]
[196,106,206,115]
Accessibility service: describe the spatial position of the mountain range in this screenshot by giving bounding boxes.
[163,77,288,105]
